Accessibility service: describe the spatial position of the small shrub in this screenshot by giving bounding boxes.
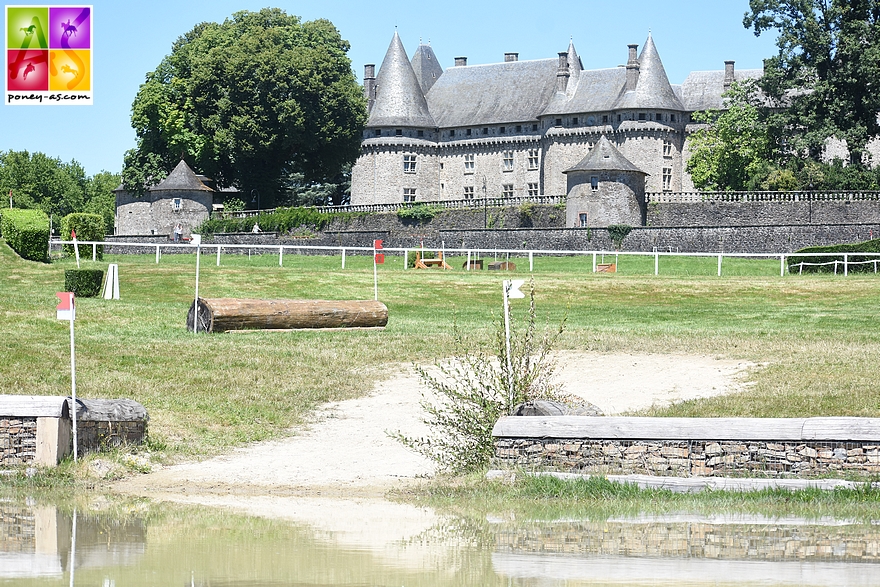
[518,202,536,227]
[607,224,633,249]
[392,280,565,473]
[65,268,105,297]
[0,208,50,262]
[61,213,104,260]
[406,248,426,268]
[222,197,246,212]
[397,204,440,223]
[789,238,880,274]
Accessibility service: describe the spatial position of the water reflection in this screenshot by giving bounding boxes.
[1,495,879,586]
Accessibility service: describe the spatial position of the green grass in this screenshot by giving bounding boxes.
[3,241,880,468]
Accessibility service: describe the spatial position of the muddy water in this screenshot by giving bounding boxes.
[2,496,880,586]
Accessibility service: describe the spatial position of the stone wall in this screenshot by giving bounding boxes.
[0,418,37,466]
[494,438,880,479]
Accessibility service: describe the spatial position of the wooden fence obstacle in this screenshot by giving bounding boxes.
[187,298,389,333]
[488,261,516,271]
[596,263,617,273]
[414,250,452,270]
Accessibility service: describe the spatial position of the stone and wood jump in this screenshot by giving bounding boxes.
[492,416,880,489]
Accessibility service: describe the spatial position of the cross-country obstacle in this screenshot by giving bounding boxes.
[187,298,389,333]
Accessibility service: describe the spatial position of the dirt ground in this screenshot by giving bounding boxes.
[111,351,754,499]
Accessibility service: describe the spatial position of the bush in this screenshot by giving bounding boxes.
[60,213,105,260]
[64,268,104,297]
[789,238,880,274]
[197,206,361,235]
[397,204,440,223]
[392,281,565,473]
[0,208,50,262]
[606,224,633,249]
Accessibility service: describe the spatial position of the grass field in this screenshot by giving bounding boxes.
[3,242,880,464]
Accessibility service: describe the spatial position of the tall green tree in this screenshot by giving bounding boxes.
[745,0,880,166]
[123,8,367,208]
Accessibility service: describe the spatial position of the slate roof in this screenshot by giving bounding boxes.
[678,69,764,111]
[426,58,559,127]
[150,160,213,192]
[368,32,436,128]
[543,67,627,116]
[614,33,684,111]
[411,43,444,94]
[564,135,646,174]
[566,39,583,92]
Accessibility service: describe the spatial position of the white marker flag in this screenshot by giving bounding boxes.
[506,279,526,299]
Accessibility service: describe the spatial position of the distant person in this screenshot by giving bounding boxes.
[252,223,261,233]
[173,223,182,242]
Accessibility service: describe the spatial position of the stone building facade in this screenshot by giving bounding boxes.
[351,32,760,209]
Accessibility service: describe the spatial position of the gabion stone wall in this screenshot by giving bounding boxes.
[0,418,37,465]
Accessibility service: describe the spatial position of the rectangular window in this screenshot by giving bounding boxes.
[483,127,489,135]
[527,182,539,197]
[500,126,506,134]
[572,117,579,125]
[395,128,403,136]
[602,115,608,123]
[172,198,182,211]
[466,128,472,136]
[502,150,514,172]
[638,113,646,121]
[403,188,417,202]
[532,124,538,131]
[617,114,621,122]
[656,112,663,120]
[590,176,599,191]
[502,184,514,198]
[417,130,424,137]
[516,125,522,133]
[527,148,539,170]
[374,129,381,136]
[663,140,673,158]
[403,155,417,173]
[579,212,589,227]
[662,168,673,192]
[670,114,676,122]
[449,129,455,137]
[464,186,474,200]
[555,118,562,127]
[464,153,475,173]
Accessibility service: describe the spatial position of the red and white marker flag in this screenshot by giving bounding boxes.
[56,292,75,321]
[373,239,384,265]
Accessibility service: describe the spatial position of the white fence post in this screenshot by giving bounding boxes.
[279,246,283,267]
[781,255,786,277]
[844,254,848,277]
[341,248,346,269]
[592,252,597,273]
[92,243,96,261]
[216,245,221,266]
[655,251,659,276]
[717,254,722,277]
[155,245,160,264]
[529,251,534,272]
[404,249,408,270]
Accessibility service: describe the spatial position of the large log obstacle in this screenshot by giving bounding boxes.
[187,298,389,333]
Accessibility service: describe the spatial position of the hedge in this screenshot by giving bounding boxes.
[197,207,363,235]
[64,268,104,297]
[789,238,880,274]
[61,213,105,260]
[0,208,50,262]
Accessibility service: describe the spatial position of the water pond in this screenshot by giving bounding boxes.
[2,494,880,586]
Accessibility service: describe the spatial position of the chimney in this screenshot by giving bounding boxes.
[723,60,735,91]
[454,56,467,67]
[504,52,519,62]
[364,64,376,112]
[556,51,570,93]
[625,44,640,92]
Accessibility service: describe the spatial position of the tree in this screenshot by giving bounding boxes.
[686,81,774,191]
[745,0,880,166]
[122,8,367,208]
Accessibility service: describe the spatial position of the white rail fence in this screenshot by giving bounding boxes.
[50,240,880,278]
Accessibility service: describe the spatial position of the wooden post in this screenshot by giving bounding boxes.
[187,298,389,333]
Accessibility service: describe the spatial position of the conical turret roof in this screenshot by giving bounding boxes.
[150,160,213,192]
[367,32,436,128]
[566,39,582,91]
[411,42,444,94]
[614,33,684,111]
[564,136,646,174]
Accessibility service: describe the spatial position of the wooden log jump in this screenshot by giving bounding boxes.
[187,298,388,333]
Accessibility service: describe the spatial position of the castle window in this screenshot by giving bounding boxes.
[500,127,506,134]
[417,130,424,137]
[466,129,472,136]
[464,153,475,173]
[532,124,538,131]
[617,114,621,122]
[403,188,417,202]
[573,117,579,125]
[403,155,417,173]
[662,168,673,192]
[579,212,589,227]
[374,129,381,136]
[527,183,539,197]
[555,118,562,127]
[670,114,676,122]
[516,125,522,132]
[603,115,608,123]
[483,127,489,135]
[450,129,455,137]
[502,184,514,198]
[527,148,539,170]
[440,162,444,170]
[656,112,663,120]
[172,198,182,211]
[663,140,673,158]
[464,186,474,200]
[638,113,646,121]
[395,128,403,136]
[590,176,599,191]
[502,150,514,172]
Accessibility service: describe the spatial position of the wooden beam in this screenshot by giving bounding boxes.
[187,298,389,333]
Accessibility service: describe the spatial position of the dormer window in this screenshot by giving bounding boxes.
[374,129,381,136]
[395,129,402,136]
[516,125,522,132]
[417,130,424,137]
[450,129,455,137]
[670,114,676,122]
[572,117,579,125]
[590,176,599,191]
[500,127,506,134]
[466,129,472,136]
[483,127,489,135]
[638,113,646,121]
[555,118,562,127]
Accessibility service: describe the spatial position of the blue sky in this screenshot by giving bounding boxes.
[2,1,780,176]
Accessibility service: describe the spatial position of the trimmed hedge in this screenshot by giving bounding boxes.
[0,208,50,262]
[61,213,105,260]
[789,238,880,274]
[197,207,363,235]
[64,268,104,297]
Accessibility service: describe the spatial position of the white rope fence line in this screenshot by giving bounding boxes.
[50,239,880,277]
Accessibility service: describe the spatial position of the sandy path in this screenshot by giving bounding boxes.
[112,352,754,497]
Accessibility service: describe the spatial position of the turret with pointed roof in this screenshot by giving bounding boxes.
[614,33,683,111]
[564,135,646,175]
[150,159,213,193]
[411,42,444,95]
[367,32,436,128]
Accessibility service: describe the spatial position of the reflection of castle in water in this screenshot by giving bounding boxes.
[0,502,146,580]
